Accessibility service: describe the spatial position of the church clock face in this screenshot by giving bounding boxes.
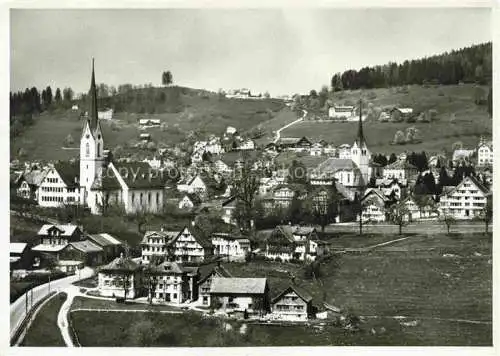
[86,134,90,139]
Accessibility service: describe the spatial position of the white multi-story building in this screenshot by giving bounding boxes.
[37,163,82,207]
[382,159,418,183]
[477,139,493,167]
[148,261,198,304]
[140,230,178,264]
[211,233,251,262]
[328,105,356,120]
[439,176,491,219]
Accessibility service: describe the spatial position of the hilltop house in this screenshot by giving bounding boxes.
[98,254,144,299]
[270,285,313,321]
[197,264,233,306]
[210,277,270,316]
[265,225,325,262]
[328,105,356,120]
[97,108,113,120]
[211,232,251,262]
[439,175,491,219]
[390,107,413,121]
[139,118,161,128]
[147,261,199,304]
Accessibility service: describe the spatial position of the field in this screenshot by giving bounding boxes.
[282,84,491,154]
[10,94,285,162]
[70,296,181,312]
[20,292,67,346]
[68,232,491,346]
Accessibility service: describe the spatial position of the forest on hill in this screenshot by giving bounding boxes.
[330,42,492,91]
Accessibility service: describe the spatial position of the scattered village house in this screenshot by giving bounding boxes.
[210,277,270,316]
[15,169,48,201]
[98,254,144,299]
[147,261,199,304]
[265,225,325,262]
[360,188,396,222]
[477,138,493,167]
[97,108,113,120]
[211,232,251,262]
[139,118,161,127]
[177,174,207,196]
[402,195,439,221]
[141,226,213,264]
[270,285,314,321]
[382,159,419,185]
[221,196,237,225]
[439,175,491,219]
[390,107,414,121]
[86,233,124,263]
[37,162,81,208]
[328,105,357,120]
[197,264,233,306]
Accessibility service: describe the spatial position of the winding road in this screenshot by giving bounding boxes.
[273,109,306,143]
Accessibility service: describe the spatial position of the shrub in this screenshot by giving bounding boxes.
[274,257,283,263]
[393,130,406,145]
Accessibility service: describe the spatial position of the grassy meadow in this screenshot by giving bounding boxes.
[282,84,491,154]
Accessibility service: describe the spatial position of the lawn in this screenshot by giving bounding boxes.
[11,93,285,162]
[70,296,182,312]
[282,84,491,154]
[20,292,67,346]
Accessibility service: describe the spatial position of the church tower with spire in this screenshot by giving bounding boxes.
[80,59,105,204]
[350,100,371,185]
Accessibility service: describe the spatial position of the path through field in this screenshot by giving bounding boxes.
[273,109,306,143]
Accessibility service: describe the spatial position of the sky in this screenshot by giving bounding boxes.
[10,8,491,96]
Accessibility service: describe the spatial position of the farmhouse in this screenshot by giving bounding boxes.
[170,226,213,263]
[197,264,233,306]
[328,105,356,120]
[270,285,313,321]
[98,254,144,299]
[274,137,312,152]
[210,277,270,316]
[452,149,474,165]
[265,225,324,262]
[439,175,491,219]
[138,118,161,127]
[86,233,123,263]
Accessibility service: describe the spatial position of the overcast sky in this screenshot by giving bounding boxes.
[10,8,491,96]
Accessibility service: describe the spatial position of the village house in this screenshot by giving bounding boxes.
[270,285,314,321]
[234,138,256,151]
[97,108,113,120]
[37,162,81,208]
[15,169,48,201]
[328,105,357,120]
[360,189,396,222]
[311,158,363,188]
[258,177,281,196]
[147,261,199,304]
[309,142,324,156]
[177,174,207,197]
[10,242,33,271]
[142,156,162,170]
[221,196,238,225]
[273,137,312,152]
[374,178,404,200]
[402,195,439,221]
[211,233,251,262]
[338,144,352,159]
[477,138,493,167]
[59,240,104,267]
[141,229,178,264]
[138,118,161,128]
[439,175,491,219]
[86,233,124,263]
[452,149,475,165]
[98,254,144,299]
[390,107,414,121]
[171,226,213,263]
[33,224,84,257]
[178,194,201,210]
[210,277,270,317]
[197,264,233,306]
[265,225,325,262]
[382,159,418,184]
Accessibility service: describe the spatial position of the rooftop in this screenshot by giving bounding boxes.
[210,277,267,295]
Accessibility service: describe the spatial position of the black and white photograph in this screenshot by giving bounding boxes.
[6,4,495,349]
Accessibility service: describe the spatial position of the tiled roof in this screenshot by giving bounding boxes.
[10,242,27,254]
[38,224,80,237]
[271,284,313,304]
[87,233,123,247]
[99,256,142,272]
[32,244,68,252]
[24,170,48,186]
[210,277,267,295]
[140,230,179,245]
[385,160,418,170]
[316,158,357,174]
[71,240,103,253]
[54,161,80,188]
[149,261,185,274]
[198,264,233,285]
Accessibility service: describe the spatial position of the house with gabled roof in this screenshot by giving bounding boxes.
[140,229,179,264]
[146,261,199,304]
[197,264,233,306]
[402,195,439,222]
[270,285,314,321]
[177,174,207,196]
[265,225,325,262]
[16,169,48,201]
[439,175,491,219]
[210,277,270,316]
[275,136,312,152]
[477,137,493,167]
[221,196,238,225]
[170,225,213,263]
[360,188,397,222]
[211,232,251,262]
[37,161,82,207]
[382,159,418,184]
[86,233,123,262]
[97,253,145,299]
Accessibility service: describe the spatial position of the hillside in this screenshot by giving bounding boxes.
[281,84,492,155]
[10,87,286,162]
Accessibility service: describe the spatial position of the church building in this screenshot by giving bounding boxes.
[79,60,165,215]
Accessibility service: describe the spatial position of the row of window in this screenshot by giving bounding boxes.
[131,192,161,205]
[41,196,64,202]
[275,305,304,311]
[41,186,76,193]
[45,177,59,183]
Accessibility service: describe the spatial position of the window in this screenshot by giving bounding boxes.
[140,193,143,205]
[97,143,101,156]
[156,192,160,205]
[86,143,90,157]
[132,193,135,204]
[173,293,177,299]
[148,192,151,204]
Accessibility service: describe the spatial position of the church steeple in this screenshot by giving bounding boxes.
[355,99,366,146]
[88,58,98,132]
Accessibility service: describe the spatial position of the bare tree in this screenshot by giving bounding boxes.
[440,214,456,235]
[388,202,410,235]
[232,153,261,231]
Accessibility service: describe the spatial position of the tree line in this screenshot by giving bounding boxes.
[330,42,492,91]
